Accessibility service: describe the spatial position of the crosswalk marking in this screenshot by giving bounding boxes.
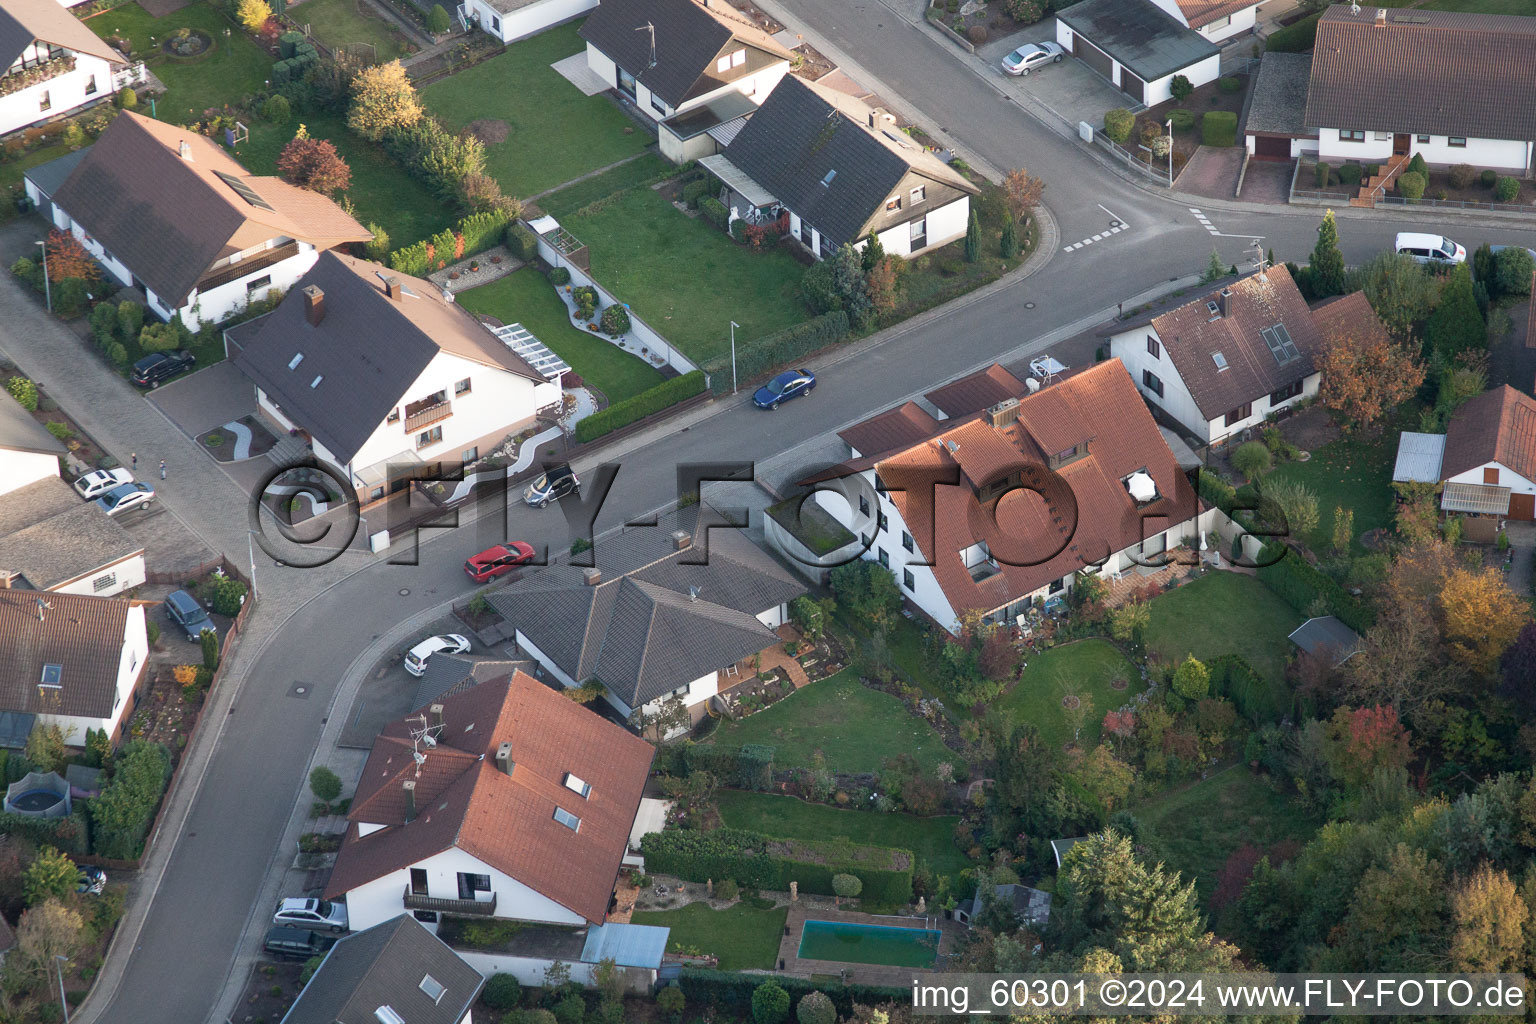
[1063,223,1129,255]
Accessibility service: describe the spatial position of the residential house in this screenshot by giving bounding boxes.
[580,0,792,161]
[1105,264,1379,445]
[1054,0,1222,107]
[1438,385,1536,521]
[25,111,370,328]
[326,670,655,934]
[708,74,979,259]
[955,883,1052,930]
[488,505,804,729]
[1302,7,1536,176]
[0,390,145,598]
[229,251,558,504]
[798,360,1209,635]
[1244,51,1315,161]
[462,0,592,47]
[0,0,124,137]
[281,915,483,1024]
[0,587,149,745]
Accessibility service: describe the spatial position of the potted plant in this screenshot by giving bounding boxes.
[469,259,480,272]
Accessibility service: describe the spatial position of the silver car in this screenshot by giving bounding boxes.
[1002,41,1064,76]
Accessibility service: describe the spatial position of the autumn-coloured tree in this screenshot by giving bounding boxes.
[12,899,83,984]
[865,256,899,318]
[1391,481,1441,546]
[1439,566,1526,675]
[1330,505,1354,555]
[1210,843,1264,914]
[45,228,99,282]
[237,0,271,32]
[1102,709,1136,740]
[346,61,423,142]
[1315,322,1425,431]
[1002,167,1044,221]
[1346,603,1465,716]
[1448,864,1527,972]
[977,627,1017,681]
[1326,705,1411,789]
[1071,744,1134,811]
[276,136,352,195]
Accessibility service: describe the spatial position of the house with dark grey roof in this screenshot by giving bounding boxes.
[26,112,369,329]
[229,251,557,504]
[488,505,803,731]
[1304,7,1536,175]
[1244,52,1315,161]
[580,0,792,161]
[1054,0,1222,107]
[956,883,1052,930]
[709,75,979,260]
[0,0,126,136]
[281,915,483,1024]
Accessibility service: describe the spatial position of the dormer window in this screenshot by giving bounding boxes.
[1048,443,1089,470]
[716,47,746,72]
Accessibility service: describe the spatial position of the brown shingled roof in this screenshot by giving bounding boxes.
[0,0,124,67]
[0,590,134,720]
[838,401,941,458]
[924,364,1028,420]
[1442,385,1536,486]
[1311,290,1391,351]
[327,672,654,924]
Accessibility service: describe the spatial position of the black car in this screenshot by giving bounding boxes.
[131,349,196,388]
[263,926,336,961]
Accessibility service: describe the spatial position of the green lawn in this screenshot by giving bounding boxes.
[630,901,787,971]
[1134,767,1320,908]
[566,186,808,364]
[705,668,953,775]
[715,790,970,880]
[1266,423,1400,556]
[455,268,662,402]
[537,153,673,219]
[1143,572,1303,682]
[289,0,415,63]
[997,639,1145,749]
[421,22,653,197]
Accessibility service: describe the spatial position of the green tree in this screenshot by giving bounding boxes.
[655,985,685,1023]
[309,765,342,803]
[751,982,791,1024]
[827,561,901,630]
[796,992,836,1024]
[483,973,521,1010]
[427,3,451,32]
[24,723,67,774]
[6,377,38,411]
[1171,655,1210,700]
[117,301,144,343]
[1169,74,1192,102]
[860,232,885,272]
[1203,247,1224,284]
[1230,440,1271,482]
[1334,843,1446,970]
[365,223,391,262]
[21,848,77,907]
[208,574,248,616]
[1073,745,1135,811]
[999,212,1018,260]
[963,209,981,263]
[201,628,220,671]
[347,61,423,142]
[1424,262,1484,357]
[1495,245,1534,297]
[1347,252,1440,340]
[553,993,584,1024]
[1307,210,1346,299]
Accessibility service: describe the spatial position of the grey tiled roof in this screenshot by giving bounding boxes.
[0,481,143,592]
[1057,0,1219,83]
[280,916,483,1024]
[22,146,91,203]
[1245,52,1313,137]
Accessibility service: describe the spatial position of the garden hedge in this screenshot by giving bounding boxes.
[574,371,707,444]
[705,311,850,395]
[1208,653,1286,723]
[278,30,305,58]
[1201,111,1237,147]
[1265,10,1322,52]
[700,197,728,230]
[1255,540,1374,634]
[639,827,914,904]
[677,971,907,1016]
[506,222,539,262]
[88,740,172,860]
[682,179,710,209]
[459,209,511,255]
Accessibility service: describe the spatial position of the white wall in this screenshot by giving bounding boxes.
[1197,5,1256,43]
[1445,462,1536,504]
[1146,53,1219,106]
[0,448,60,496]
[473,0,595,42]
[51,553,147,598]
[456,951,601,990]
[1316,129,1530,173]
[177,245,313,330]
[41,602,145,740]
[0,55,114,137]
[1200,374,1319,444]
[869,195,971,260]
[584,42,617,89]
[515,631,577,688]
[343,846,590,934]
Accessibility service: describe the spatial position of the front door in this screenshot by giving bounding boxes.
[1393,133,1410,156]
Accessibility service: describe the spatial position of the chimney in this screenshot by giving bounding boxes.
[670,530,692,551]
[402,780,416,822]
[1375,6,1386,23]
[381,275,403,301]
[1218,287,1232,318]
[302,285,325,326]
[986,397,1021,429]
[178,139,192,161]
[582,567,603,586]
[0,570,10,589]
[429,703,444,730]
[494,741,514,776]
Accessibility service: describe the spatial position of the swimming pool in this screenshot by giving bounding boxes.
[796,919,940,968]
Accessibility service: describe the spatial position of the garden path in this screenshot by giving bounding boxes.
[527,151,653,203]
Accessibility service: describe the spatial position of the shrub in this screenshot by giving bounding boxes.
[277,137,352,195]
[752,983,791,1024]
[10,257,43,293]
[966,24,987,43]
[796,992,836,1024]
[505,223,538,263]
[1406,153,1428,180]
[682,179,710,209]
[389,240,430,277]
[1266,10,1321,51]
[1315,162,1330,188]
[548,266,571,287]
[208,574,248,616]
[1336,163,1362,186]
[1256,540,1374,633]
[90,303,118,347]
[700,197,729,230]
[1201,111,1237,147]
[553,994,584,1024]
[1496,245,1535,296]
[1481,169,1498,188]
[1395,171,1425,200]
[309,766,341,803]
[115,86,137,109]
[1447,163,1476,189]
[117,300,144,341]
[1231,440,1272,481]
[458,209,511,255]
[571,285,598,319]
[1103,108,1133,144]
[89,740,172,859]
[278,31,305,58]
[705,311,849,393]
[1169,74,1192,102]
[676,972,905,1018]
[106,342,127,367]
[45,422,71,443]
[639,827,913,904]
[1168,108,1196,132]
[1207,654,1286,724]
[574,371,707,443]
[831,873,862,898]
[427,3,451,32]
[599,303,631,337]
[655,985,685,1023]
[364,223,390,262]
[483,974,521,1011]
[1495,176,1520,202]
[1172,655,1210,700]
[53,278,89,318]
[347,61,423,142]
[1003,0,1044,22]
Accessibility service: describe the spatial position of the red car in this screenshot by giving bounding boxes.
[464,542,536,582]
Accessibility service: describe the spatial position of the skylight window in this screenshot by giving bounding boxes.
[287,353,304,370]
[214,171,275,211]
[1260,324,1301,366]
[553,807,581,831]
[310,375,324,389]
[375,1008,405,1024]
[419,975,446,1004]
[40,664,62,686]
[563,773,592,799]
[1206,300,1220,317]
[1212,352,1228,371]
[821,170,837,187]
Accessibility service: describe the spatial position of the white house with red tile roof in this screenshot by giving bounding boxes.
[1145,0,1261,43]
[1439,385,1536,521]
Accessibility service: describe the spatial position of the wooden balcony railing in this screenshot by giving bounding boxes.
[195,241,301,293]
[402,888,498,917]
[405,400,452,432]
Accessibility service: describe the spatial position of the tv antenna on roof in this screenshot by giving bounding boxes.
[407,713,443,774]
[1248,237,1269,278]
[636,21,656,69]
[1349,0,1361,13]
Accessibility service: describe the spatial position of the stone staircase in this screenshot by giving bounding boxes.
[267,433,311,467]
[1350,153,1411,207]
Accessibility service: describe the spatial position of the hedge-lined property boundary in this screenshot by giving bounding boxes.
[1256,540,1374,634]
[640,827,915,904]
[575,371,708,443]
[1207,653,1288,723]
[388,209,513,278]
[704,311,850,395]
[677,970,908,1014]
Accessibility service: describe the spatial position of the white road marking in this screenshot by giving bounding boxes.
[1063,207,1134,255]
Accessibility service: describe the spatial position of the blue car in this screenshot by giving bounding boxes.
[753,368,816,409]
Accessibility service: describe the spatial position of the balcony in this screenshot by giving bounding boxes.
[405,400,452,432]
[402,887,498,917]
[195,241,300,293]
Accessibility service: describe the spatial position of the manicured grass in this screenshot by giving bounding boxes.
[706,668,952,775]
[997,639,1145,749]
[1266,425,1400,556]
[537,153,672,219]
[0,142,72,225]
[420,22,653,197]
[566,187,807,364]
[1143,572,1303,682]
[455,268,662,403]
[715,790,970,880]
[1422,0,1531,10]
[289,0,414,63]
[630,901,787,971]
[1134,767,1320,907]
[88,3,270,122]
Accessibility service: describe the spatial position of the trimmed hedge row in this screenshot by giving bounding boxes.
[1208,653,1287,724]
[639,827,914,904]
[677,970,908,1014]
[700,197,728,230]
[705,311,850,395]
[1255,540,1374,634]
[574,371,707,444]
[1266,10,1322,52]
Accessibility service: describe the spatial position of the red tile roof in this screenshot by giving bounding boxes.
[1310,290,1391,350]
[923,365,1028,420]
[1175,0,1258,29]
[327,672,654,924]
[838,401,941,458]
[0,590,133,719]
[1442,385,1536,486]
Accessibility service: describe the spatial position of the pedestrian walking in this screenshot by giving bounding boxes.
[159,459,166,480]
[131,452,137,470]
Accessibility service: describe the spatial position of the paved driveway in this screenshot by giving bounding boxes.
[148,359,257,443]
[979,20,1134,131]
[1175,145,1244,200]
[1240,158,1295,205]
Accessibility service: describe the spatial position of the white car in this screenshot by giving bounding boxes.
[404,633,471,676]
[273,897,348,933]
[1002,41,1064,76]
[73,468,134,500]
[1394,231,1465,265]
[95,482,155,517]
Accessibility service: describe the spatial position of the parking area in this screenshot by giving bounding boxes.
[977,20,1134,131]
[115,503,222,579]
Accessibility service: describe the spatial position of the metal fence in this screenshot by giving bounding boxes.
[1219,54,1261,76]
[1377,194,1535,215]
[1095,134,1171,185]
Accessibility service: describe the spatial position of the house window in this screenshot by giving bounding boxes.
[386,408,400,424]
[1142,369,1164,397]
[1340,130,1366,142]
[246,274,271,293]
[413,911,438,923]
[877,547,889,568]
[858,494,869,516]
[420,975,446,1004]
[650,95,667,116]
[1484,467,1500,485]
[886,196,901,211]
[1205,13,1230,29]
[489,14,500,31]
[1048,577,1065,594]
[1224,403,1252,426]
[1374,132,1390,141]
[1417,134,1430,144]
[85,76,97,95]
[410,868,428,895]
[370,486,386,501]
[454,377,472,395]
[1146,336,1160,359]
[903,568,915,590]
[902,530,913,552]
[1269,380,1303,406]
[93,572,117,592]
[553,807,581,831]
[417,425,443,448]
[909,217,927,249]
[717,48,745,72]
[877,511,888,532]
[910,186,925,204]
[456,872,491,899]
[39,91,50,112]
[1448,137,1467,148]
[563,772,592,798]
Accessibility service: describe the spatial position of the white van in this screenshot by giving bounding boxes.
[1395,232,1466,265]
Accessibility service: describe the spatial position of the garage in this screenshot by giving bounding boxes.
[1119,68,1146,104]
[1512,493,1535,521]
[1056,0,1220,107]
[1072,33,1115,84]
[1252,134,1291,160]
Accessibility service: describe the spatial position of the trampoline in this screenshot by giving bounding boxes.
[4,771,71,819]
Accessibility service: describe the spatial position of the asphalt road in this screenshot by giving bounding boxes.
[72,6,1536,1022]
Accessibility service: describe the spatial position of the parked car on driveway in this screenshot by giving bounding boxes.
[464,541,536,582]
[754,369,816,410]
[73,468,133,500]
[404,634,471,676]
[1002,41,1063,76]
[273,897,348,933]
[264,926,337,960]
[524,465,580,508]
[130,349,196,388]
[163,589,216,642]
[95,481,154,517]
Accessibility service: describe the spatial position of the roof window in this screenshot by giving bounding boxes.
[287,353,304,370]
[1260,324,1300,366]
[1212,352,1228,371]
[40,664,62,686]
[310,375,324,389]
[375,1008,405,1024]
[821,170,837,187]
[553,807,581,831]
[420,975,446,1004]
[563,773,592,798]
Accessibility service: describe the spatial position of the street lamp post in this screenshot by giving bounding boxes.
[54,956,69,1022]
[1165,119,1174,186]
[247,529,258,600]
[34,239,50,314]
[729,320,740,395]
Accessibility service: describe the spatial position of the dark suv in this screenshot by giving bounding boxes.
[163,589,216,642]
[131,350,196,388]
